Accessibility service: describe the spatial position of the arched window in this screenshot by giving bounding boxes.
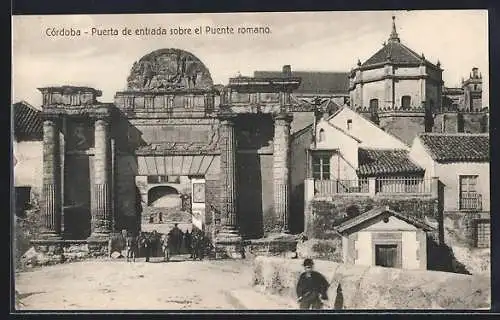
[369,99,379,125]
[318,128,325,142]
[401,95,411,109]
[369,98,379,111]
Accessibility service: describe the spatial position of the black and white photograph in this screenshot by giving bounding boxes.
[12,10,490,311]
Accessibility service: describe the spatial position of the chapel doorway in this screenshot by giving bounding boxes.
[375,244,400,268]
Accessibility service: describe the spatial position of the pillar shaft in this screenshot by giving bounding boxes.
[219,115,238,232]
[273,112,292,233]
[41,117,62,238]
[90,118,112,237]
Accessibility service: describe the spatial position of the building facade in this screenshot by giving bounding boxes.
[337,207,432,270]
[13,101,43,217]
[409,133,490,248]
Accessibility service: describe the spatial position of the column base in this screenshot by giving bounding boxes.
[39,231,62,241]
[214,227,244,259]
[87,233,111,257]
[87,231,111,242]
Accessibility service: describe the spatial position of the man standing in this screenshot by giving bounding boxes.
[296,259,330,309]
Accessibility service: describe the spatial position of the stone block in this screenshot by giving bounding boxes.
[253,256,491,309]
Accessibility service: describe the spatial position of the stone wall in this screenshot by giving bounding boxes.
[305,194,440,240]
[21,240,109,269]
[378,113,427,146]
[252,256,490,309]
[433,112,488,134]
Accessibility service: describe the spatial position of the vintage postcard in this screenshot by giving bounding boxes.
[12,10,490,311]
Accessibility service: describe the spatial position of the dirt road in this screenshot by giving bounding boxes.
[15,257,255,310]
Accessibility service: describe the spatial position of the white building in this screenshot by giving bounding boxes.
[409,133,490,248]
[336,206,433,270]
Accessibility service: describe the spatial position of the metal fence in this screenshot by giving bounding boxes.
[459,193,483,211]
[375,177,432,194]
[314,177,433,196]
[314,179,369,195]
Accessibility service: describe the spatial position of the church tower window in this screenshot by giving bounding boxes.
[369,99,380,124]
[401,95,411,110]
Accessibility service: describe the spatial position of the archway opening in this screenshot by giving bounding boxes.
[142,185,191,234]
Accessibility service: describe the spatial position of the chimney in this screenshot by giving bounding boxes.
[282,65,292,77]
[472,67,479,78]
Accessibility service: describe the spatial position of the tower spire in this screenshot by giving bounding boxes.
[389,15,400,43]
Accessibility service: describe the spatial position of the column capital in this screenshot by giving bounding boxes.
[273,112,293,123]
[218,112,238,125]
[41,112,62,124]
[94,114,111,123]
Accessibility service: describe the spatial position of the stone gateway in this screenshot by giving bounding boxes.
[36,48,311,256]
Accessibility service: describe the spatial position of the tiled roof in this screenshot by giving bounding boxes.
[336,206,434,234]
[418,133,489,163]
[253,71,349,95]
[13,101,43,141]
[362,41,433,68]
[357,148,424,176]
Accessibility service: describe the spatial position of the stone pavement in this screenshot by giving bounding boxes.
[15,258,278,310]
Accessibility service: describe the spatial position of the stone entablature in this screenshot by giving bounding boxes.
[38,86,102,106]
[114,89,218,116]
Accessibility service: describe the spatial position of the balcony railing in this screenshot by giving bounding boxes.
[313,177,435,196]
[459,193,483,211]
[375,177,432,194]
[314,179,369,195]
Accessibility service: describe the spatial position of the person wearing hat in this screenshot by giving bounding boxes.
[296,258,330,309]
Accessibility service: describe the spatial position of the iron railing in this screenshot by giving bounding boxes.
[314,179,369,195]
[375,177,432,194]
[459,193,483,211]
[314,177,433,196]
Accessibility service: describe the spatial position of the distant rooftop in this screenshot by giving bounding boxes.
[253,71,349,95]
[418,133,489,163]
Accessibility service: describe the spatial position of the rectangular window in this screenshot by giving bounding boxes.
[192,183,206,203]
[459,175,481,210]
[312,153,331,180]
[347,119,352,131]
[476,220,490,248]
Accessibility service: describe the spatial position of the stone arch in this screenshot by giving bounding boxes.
[147,185,181,207]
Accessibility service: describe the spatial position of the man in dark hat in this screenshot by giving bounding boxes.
[296,258,330,309]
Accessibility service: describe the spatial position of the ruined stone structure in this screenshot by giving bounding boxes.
[36,49,314,256]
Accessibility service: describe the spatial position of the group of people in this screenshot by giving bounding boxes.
[120,224,210,263]
[164,223,207,260]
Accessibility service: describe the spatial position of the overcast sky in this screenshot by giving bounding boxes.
[12,10,489,108]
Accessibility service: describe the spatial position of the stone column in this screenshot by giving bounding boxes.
[273,112,293,233]
[41,115,62,239]
[89,117,112,239]
[217,114,240,239]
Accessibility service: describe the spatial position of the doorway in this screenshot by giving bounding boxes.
[375,244,400,268]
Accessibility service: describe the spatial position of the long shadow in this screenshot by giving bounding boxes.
[111,107,146,233]
[426,237,471,275]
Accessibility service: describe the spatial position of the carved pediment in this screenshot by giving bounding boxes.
[127,48,214,91]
